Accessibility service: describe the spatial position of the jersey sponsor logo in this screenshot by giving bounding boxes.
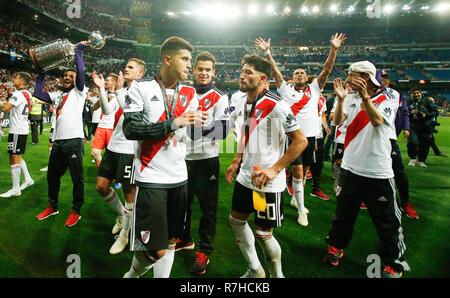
[140,230,151,244]
[224,106,232,115]
[150,95,159,102]
[383,107,392,118]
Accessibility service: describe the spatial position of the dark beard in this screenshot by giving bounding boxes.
[57,84,72,92]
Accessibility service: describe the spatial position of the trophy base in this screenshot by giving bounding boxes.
[28,48,43,72]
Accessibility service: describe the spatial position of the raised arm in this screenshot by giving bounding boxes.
[33,73,52,104]
[75,42,88,91]
[255,38,284,88]
[317,33,347,90]
[332,78,348,125]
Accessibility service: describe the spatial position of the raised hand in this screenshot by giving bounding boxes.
[330,33,347,49]
[91,71,105,88]
[350,77,370,101]
[333,78,348,100]
[255,38,271,52]
[117,71,125,90]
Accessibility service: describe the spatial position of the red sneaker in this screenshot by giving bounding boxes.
[360,202,367,210]
[191,251,210,275]
[174,239,195,252]
[382,265,403,278]
[311,189,330,201]
[65,211,81,227]
[323,245,344,267]
[36,206,59,221]
[403,202,420,220]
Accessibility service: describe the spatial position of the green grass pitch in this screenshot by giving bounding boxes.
[0,118,449,278]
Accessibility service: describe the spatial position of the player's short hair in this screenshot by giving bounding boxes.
[195,51,216,69]
[410,88,422,94]
[108,73,119,81]
[15,72,31,86]
[160,36,194,60]
[64,68,77,75]
[128,58,147,74]
[241,54,272,80]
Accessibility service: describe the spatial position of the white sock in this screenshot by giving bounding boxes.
[229,215,262,270]
[153,244,175,278]
[123,251,157,278]
[103,189,125,217]
[255,230,284,278]
[121,208,133,237]
[293,177,306,212]
[11,164,21,191]
[20,160,32,182]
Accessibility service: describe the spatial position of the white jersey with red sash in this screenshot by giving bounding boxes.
[107,88,134,155]
[233,90,300,193]
[186,87,230,160]
[341,90,398,179]
[49,87,87,141]
[98,93,118,129]
[9,90,32,135]
[277,79,321,137]
[124,78,199,185]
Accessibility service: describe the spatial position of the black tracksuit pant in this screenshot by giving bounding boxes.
[183,157,219,255]
[47,138,84,213]
[311,137,325,192]
[326,168,409,272]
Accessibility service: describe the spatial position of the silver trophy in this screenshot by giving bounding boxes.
[28,31,112,71]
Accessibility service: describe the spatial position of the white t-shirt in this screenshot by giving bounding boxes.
[277,80,321,137]
[98,93,118,129]
[186,87,230,160]
[9,90,31,135]
[124,78,199,185]
[232,90,300,193]
[107,88,134,155]
[49,87,87,141]
[91,96,101,123]
[341,91,398,179]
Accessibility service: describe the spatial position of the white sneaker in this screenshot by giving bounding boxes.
[109,233,129,255]
[417,162,427,168]
[240,266,266,278]
[289,198,309,214]
[290,197,298,209]
[408,159,417,167]
[40,166,48,172]
[20,179,34,191]
[0,188,21,198]
[91,159,96,164]
[297,211,309,226]
[112,216,123,235]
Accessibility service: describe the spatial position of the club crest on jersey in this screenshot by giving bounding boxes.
[203,99,211,109]
[254,109,263,121]
[125,95,132,107]
[179,95,189,108]
[140,231,151,244]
